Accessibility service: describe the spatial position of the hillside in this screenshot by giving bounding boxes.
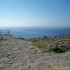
[0,35,70,70]
[31,34,70,53]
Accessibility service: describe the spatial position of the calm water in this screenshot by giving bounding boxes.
[0,27,70,39]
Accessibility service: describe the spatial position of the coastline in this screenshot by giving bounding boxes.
[0,27,70,39]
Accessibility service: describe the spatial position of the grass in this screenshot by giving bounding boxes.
[31,38,51,53]
[31,37,70,53]
[0,36,5,42]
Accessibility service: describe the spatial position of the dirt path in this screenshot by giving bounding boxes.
[0,35,70,70]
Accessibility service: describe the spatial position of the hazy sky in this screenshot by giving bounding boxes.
[0,0,70,27]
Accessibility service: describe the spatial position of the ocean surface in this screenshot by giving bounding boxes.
[0,27,70,39]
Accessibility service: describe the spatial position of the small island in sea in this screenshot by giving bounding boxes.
[0,33,70,70]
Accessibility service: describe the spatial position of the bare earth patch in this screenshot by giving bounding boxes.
[0,35,70,70]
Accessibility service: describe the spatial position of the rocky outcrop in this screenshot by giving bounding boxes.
[0,35,70,70]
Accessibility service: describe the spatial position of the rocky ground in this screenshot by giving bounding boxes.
[0,35,70,70]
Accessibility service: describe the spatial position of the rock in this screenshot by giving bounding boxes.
[0,35,70,70]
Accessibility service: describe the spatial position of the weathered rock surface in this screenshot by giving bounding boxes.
[0,35,70,70]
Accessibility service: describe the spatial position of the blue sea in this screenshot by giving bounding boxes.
[0,27,70,39]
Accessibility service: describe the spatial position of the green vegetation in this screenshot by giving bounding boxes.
[31,35,70,53]
[50,45,70,53]
[0,36,5,42]
[32,39,48,52]
[31,38,51,53]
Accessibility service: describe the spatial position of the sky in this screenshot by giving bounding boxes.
[0,0,70,27]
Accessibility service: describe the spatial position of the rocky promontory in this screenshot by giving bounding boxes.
[0,35,70,70]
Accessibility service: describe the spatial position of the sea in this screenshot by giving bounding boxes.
[0,27,70,39]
